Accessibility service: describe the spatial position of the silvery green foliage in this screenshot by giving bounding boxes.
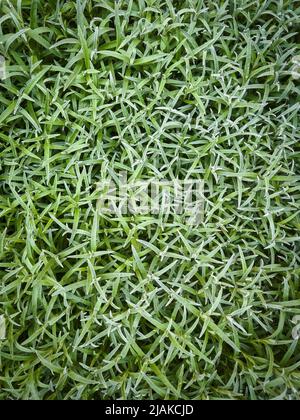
[0,0,299,400]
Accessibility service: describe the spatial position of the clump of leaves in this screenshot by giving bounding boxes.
[0,0,300,400]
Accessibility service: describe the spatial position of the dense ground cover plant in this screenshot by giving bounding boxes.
[0,0,300,400]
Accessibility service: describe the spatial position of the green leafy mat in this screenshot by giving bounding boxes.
[0,0,300,400]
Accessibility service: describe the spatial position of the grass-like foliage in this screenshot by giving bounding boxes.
[0,0,300,400]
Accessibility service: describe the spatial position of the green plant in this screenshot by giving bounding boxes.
[0,0,299,400]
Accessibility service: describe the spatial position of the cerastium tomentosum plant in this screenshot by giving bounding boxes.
[0,0,299,401]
